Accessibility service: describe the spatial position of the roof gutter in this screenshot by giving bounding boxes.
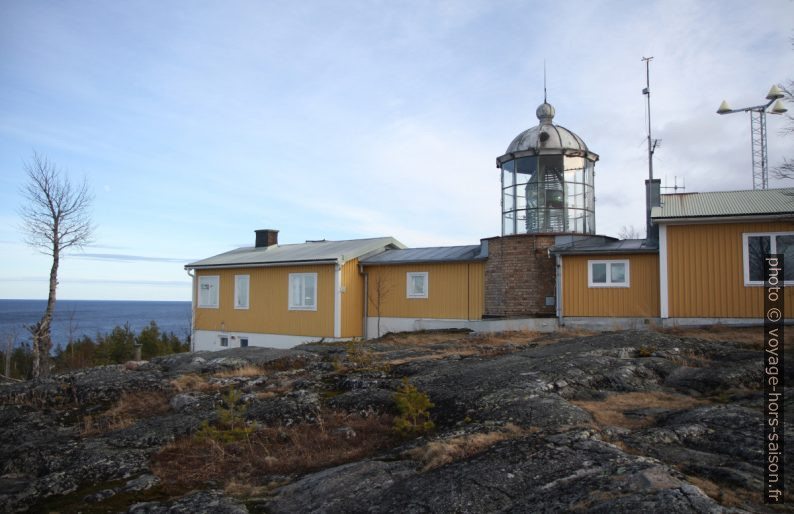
[652,213,794,225]
[359,257,487,266]
[550,248,659,256]
[185,258,339,270]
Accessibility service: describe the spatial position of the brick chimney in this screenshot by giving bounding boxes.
[255,229,279,248]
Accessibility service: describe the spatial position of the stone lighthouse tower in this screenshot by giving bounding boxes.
[485,101,599,317]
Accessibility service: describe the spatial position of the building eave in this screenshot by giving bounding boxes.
[652,213,794,225]
[185,259,339,270]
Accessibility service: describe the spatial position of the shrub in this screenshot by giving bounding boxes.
[196,387,254,443]
[406,423,529,471]
[151,409,395,491]
[393,377,435,436]
[82,390,170,435]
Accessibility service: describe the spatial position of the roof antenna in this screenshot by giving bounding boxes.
[543,59,547,103]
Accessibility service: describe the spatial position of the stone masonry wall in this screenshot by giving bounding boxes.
[484,235,557,317]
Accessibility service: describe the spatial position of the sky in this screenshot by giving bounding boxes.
[1,0,792,301]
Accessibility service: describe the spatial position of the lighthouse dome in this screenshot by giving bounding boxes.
[505,102,589,154]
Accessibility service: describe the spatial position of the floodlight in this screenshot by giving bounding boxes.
[766,84,784,100]
[717,100,732,114]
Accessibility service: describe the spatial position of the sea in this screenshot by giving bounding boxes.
[0,299,192,348]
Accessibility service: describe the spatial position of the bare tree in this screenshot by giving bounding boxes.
[20,153,93,378]
[618,225,642,239]
[2,329,19,380]
[368,274,391,338]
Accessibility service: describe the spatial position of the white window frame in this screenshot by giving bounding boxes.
[289,272,318,311]
[197,275,220,308]
[406,271,429,298]
[742,232,794,286]
[234,274,250,310]
[587,260,630,288]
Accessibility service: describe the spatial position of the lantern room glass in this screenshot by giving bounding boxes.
[500,155,595,235]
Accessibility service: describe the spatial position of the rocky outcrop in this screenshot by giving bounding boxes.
[0,329,790,513]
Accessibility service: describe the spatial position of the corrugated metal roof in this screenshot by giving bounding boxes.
[550,238,658,255]
[360,244,486,265]
[186,237,405,269]
[652,188,794,220]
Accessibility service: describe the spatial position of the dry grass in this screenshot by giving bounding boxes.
[571,490,630,511]
[223,479,269,497]
[82,390,170,435]
[378,330,547,366]
[170,373,218,393]
[214,365,265,378]
[151,409,396,491]
[685,475,762,509]
[405,423,533,471]
[556,327,597,339]
[666,348,712,368]
[572,391,709,429]
[653,324,794,349]
[378,331,468,347]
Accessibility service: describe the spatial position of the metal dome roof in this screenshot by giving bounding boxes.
[505,102,589,154]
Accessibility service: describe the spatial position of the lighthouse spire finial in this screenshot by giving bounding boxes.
[543,59,547,103]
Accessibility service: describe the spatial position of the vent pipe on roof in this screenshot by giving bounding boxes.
[255,229,279,248]
[645,179,661,243]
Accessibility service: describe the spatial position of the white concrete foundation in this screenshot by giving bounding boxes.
[661,317,794,327]
[561,317,662,330]
[193,330,344,351]
[365,316,558,338]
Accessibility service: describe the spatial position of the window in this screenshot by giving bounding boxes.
[743,232,794,285]
[234,275,250,309]
[289,273,317,310]
[198,275,219,308]
[240,338,249,348]
[406,272,429,298]
[220,336,228,347]
[588,260,629,287]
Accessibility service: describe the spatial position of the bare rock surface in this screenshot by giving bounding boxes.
[0,330,791,512]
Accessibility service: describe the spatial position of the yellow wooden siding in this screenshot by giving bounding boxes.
[193,265,335,337]
[341,259,364,338]
[364,262,484,319]
[667,221,794,318]
[562,253,660,317]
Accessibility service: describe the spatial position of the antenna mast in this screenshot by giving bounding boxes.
[641,56,659,241]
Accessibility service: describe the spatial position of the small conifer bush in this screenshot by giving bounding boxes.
[393,377,435,436]
[196,387,254,443]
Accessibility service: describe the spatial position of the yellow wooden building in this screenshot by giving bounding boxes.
[359,245,487,337]
[185,231,405,350]
[552,188,794,325]
[654,189,794,321]
[185,100,794,350]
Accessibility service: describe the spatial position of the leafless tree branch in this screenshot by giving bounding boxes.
[18,153,94,378]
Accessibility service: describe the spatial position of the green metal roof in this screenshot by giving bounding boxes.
[185,237,405,269]
[651,188,794,220]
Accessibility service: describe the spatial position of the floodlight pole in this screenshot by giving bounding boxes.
[717,87,787,190]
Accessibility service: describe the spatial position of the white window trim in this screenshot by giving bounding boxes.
[197,275,220,309]
[289,272,318,311]
[742,232,794,286]
[234,274,250,310]
[588,260,630,288]
[406,271,429,298]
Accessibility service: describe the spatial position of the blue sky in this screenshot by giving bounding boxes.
[1,0,792,301]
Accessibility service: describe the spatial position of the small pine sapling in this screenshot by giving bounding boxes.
[196,387,254,443]
[393,377,435,436]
